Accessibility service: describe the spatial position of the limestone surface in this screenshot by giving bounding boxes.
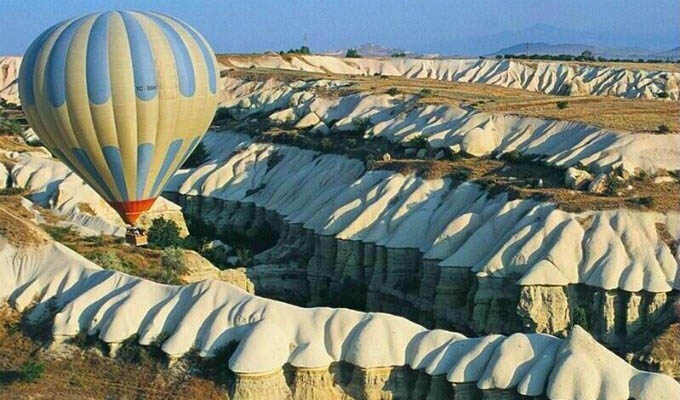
[2,236,679,400]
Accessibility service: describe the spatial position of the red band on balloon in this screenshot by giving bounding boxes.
[109,198,157,225]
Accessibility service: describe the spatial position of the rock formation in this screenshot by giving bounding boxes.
[221,54,680,100]
[218,76,680,174]
[2,235,679,400]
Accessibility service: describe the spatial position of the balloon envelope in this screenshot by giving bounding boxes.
[18,10,218,224]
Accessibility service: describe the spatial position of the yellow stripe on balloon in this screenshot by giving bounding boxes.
[108,12,138,200]
[34,16,115,199]
[66,14,123,201]
[150,13,214,191]
[133,11,180,199]
[32,21,74,159]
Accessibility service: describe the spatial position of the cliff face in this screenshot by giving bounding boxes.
[173,192,678,350]
[2,237,679,400]
[157,128,679,352]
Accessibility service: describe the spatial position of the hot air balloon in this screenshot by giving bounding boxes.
[18,10,218,240]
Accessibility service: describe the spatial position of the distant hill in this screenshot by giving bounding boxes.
[321,43,417,58]
[433,23,680,56]
[488,42,680,60]
[653,46,680,59]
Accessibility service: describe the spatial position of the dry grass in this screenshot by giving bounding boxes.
[217,53,680,74]
[0,135,34,153]
[221,64,679,134]
[0,196,49,247]
[0,306,228,399]
[644,322,680,378]
[39,228,178,283]
[375,158,680,213]
[516,58,680,73]
[221,115,680,214]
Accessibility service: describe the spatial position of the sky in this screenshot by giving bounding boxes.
[1,0,678,55]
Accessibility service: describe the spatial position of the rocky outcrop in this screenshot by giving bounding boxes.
[161,132,679,348]
[221,54,680,100]
[0,56,20,104]
[219,77,680,174]
[2,237,679,400]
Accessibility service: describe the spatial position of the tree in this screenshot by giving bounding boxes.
[345,49,361,58]
[147,217,183,248]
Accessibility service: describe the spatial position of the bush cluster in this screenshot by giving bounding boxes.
[147,217,183,248]
[345,49,361,58]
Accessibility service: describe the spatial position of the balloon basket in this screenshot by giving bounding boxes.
[125,227,148,247]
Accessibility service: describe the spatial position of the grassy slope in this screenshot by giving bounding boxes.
[223,65,680,134]
[0,307,228,399]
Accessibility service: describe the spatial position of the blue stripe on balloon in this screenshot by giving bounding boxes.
[46,16,88,107]
[150,139,183,197]
[136,143,154,199]
[72,147,117,201]
[86,12,111,104]
[141,12,195,97]
[158,12,216,94]
[102,146,129,200]
[119,11,157,101]
[19,23,60,106]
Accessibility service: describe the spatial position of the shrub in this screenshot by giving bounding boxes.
[658,124,670,134]
[556,101,569,109]
[88,250,127,272]
[286,46,311,55]
[345,49,361,58]
[419,88,433,96]
[604,175,622,196]
[320,138,333,151]
[0,117,22,135]
[500,149,523,163]
[657,91,670,99]
[161,247,186,282]
[365,154,377,170]
[0,187,25,196]
[147,217,183,248]
[235,247,253,267]
[386,87,399,96]
[42,225,75,242]
[630,196,655,208]
[391,52,406,58]
[449,168,472,182]
[182,235,205,251]
[405,134,427,148]
[20,360,45,382]
[571,305,590,331]
[351,117,372,134]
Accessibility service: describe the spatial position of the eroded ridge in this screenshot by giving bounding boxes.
[221,54,680,100]
[1,237,679,400]
[171,133,679,295]
[219,77,680,173]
